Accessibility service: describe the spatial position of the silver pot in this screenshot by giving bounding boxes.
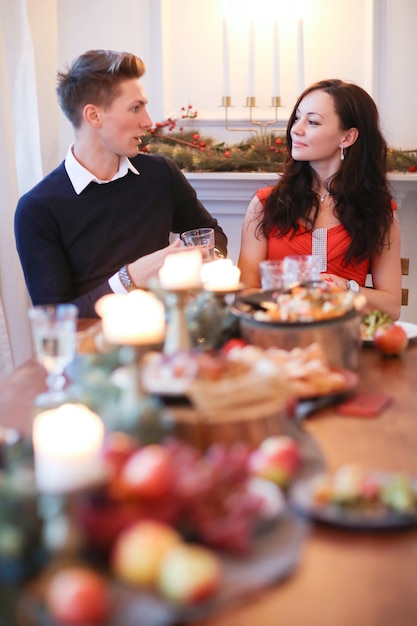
[231,292,361,370]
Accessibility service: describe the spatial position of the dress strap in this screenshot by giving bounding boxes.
[312,228,328,271]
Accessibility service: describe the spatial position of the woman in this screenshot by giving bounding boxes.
[238,79,401,319]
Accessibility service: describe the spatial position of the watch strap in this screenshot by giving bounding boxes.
[119,265,137,292]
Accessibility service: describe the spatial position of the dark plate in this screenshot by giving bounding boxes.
[18,511,309,626]
[289,473,417,530]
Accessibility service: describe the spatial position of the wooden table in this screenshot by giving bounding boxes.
[1,331,417,626]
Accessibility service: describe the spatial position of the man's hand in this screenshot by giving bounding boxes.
[127,239,185,288]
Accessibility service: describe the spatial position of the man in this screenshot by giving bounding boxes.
[15,50,227,317]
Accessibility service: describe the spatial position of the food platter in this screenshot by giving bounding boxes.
[232,287,358,325]
[289,472,417,530]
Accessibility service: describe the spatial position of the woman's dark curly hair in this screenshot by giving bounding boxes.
[56,50,146,128]
[259,79,394,265]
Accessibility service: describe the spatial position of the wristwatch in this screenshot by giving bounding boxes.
[346,279,360,294]
[119,265,137,292]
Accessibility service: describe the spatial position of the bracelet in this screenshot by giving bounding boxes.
[119,265,137,292]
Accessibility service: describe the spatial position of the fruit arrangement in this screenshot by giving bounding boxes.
[41,434,303,619]
[76,434,302,557]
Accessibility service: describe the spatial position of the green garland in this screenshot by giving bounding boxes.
[139,107,417,173]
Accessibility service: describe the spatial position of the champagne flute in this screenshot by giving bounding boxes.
[28,304,78,407]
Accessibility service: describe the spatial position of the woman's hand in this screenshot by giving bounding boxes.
[320,273,348,291]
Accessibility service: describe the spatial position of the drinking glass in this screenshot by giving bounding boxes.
[286,254,323,284]
[181,227,215,262]
[259,258,299,290]
[28,304,78,406]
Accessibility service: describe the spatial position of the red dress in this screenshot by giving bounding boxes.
[255,187,395,286]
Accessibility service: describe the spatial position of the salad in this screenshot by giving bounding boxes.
[361,310,393,340]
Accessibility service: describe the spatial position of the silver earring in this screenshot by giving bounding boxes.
[340,144,345,161]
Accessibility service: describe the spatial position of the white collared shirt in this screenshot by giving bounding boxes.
[64,145,140,195]
[64,146,140,293]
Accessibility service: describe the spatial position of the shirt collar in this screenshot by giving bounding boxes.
[65,145,140,195]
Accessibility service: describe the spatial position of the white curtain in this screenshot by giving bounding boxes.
[0,0,43,374]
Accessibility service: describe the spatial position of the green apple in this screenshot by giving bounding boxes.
[111,519,182,587]
[157,543,222,605]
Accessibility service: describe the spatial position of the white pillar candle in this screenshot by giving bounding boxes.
[222,15,230,96]
[247,18,255,97]
[201,258,241,291]
[297,17,305,93]
[159,250,203,290]
[33,403,106,493]
[272,20,280,97]
[96,290,165,345]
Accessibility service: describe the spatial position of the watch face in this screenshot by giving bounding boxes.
[348,280,360,294]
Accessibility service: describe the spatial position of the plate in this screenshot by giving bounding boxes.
[362,321,417,344]
[289,472,417,530]
[18,512,309,626]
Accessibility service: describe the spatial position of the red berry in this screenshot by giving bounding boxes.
[408,165,417,172]
[224,150,231,158]
[275,137,282,145]
[192,133,200,140]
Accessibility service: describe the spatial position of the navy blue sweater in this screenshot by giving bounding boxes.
[15,154,228,317]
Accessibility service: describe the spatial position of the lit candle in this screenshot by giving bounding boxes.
[96,290,165,346]
[159,250,203,290]
[33,403,106,493]
[200,258,241,291]
[272,20,280,97]
[297,17,304,93]
[247,18,255,98]
[222,15,230,96]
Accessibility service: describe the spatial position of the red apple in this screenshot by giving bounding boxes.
[111,519,182,587]
[249,435,301,487]
[120,443,173,499]
[157,543,222,605]
[374,323,409,356]
[45,566,110,625]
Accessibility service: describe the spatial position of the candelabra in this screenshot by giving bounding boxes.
[220,95,282,145]
[160,287,201,355]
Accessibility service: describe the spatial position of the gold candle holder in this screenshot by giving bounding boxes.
[220,94,283,144]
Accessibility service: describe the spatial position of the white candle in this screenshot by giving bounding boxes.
[33,403,106,493]
[247,18,255,98]
[297,17,305,93]
[159,250,202,290]
[272,20,280,97]
[200,258,241,291]
[222,15,230,96]
[96,290,165,346]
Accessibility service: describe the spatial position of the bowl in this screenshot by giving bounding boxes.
[231,289,362,370]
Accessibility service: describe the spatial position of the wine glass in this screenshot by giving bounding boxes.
[28,304,78,407]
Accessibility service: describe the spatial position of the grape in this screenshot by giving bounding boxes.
[99,436,268,554]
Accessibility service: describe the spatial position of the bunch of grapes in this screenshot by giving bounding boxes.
[163,438,263,554]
